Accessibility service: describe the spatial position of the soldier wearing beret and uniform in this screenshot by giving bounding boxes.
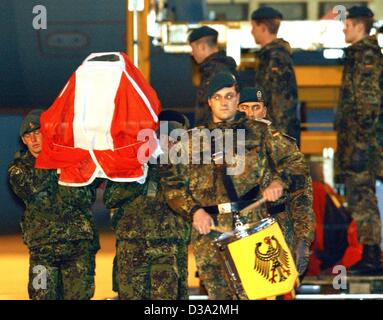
[188,26,238,126]
[335,6,383,274]
[238,87,269,121]
[161,73,314,299]
[8,109,100,300]
[238,87,314,285]
[104,110,191,300]
[250,7,300,144]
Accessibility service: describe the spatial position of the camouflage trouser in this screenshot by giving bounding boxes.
[345,171,382,246]
[28,240,96,300]
[177,243,189,300]
[192,230,234,300]
[112,254,119,293]
[116,240,181,300]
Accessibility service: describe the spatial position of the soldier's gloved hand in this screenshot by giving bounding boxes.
[262,180,284,202]
[294,240,310,276]
[192,208,215,235]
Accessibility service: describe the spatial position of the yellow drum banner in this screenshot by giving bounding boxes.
[228,222,298,299]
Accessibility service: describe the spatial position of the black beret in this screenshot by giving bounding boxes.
[239,87,265,104]
[188,26,218,43]
[19,109,44,137]
[347,6,374,19]
[157,110,190,134]
[251,6,283,20]
[206,72,237,99]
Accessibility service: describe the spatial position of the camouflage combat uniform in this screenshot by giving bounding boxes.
[161,114,314,299]
[335,35,383,246]
[254,39,300,142]
[258,118,314,276]
[195,51,238,126]
[8,150,99,300]
[104,164,191,300]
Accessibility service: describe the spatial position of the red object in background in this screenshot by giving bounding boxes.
[307,181,363,275]
[36,52,161,186]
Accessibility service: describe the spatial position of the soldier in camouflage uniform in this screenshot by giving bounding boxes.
[188,26,238,126]
[250,7,300,143]
[104,110,191,300]
[8,110,100,300]
[335,6,383,274]
[238,86,314,289]
[161,73,314,299]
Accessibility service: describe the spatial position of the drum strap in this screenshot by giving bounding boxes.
[212,156,259,202]
[266,203,286,215]
[209,134,286,224]
[211,133,240,203]
[222,172,239,202]
[204,198,259,216]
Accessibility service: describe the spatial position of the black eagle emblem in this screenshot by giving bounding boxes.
[254,236,291,283]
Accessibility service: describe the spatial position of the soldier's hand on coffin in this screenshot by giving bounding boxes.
[192,208,215,235]
[294,240,310,275]
[262,180,284,202]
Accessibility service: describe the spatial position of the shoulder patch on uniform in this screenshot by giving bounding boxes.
[271,130,280,137]
[8,165,22,176]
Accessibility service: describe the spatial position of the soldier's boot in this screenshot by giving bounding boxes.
[349,245,383,275]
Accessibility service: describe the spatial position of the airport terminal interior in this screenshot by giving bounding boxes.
[1,0,383,300]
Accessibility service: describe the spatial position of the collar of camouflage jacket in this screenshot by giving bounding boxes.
[17,149,35,164]
[207,112,247,130]
[258,38,293,56]
[200,50,236,70]
[345,35,380,55]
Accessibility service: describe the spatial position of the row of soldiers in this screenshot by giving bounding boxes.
[8,73,314,300]
[190,5,383,275]
[191,6,299,142]
[8,109,192,300]
[7,4,383,300]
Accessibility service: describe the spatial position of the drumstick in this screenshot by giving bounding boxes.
[210,225,227,233]
[239,197,267,215]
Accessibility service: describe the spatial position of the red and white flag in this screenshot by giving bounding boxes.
[36,52,161,186]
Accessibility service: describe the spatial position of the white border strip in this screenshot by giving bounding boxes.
[296,294,383,300]
[122,69,158,123]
